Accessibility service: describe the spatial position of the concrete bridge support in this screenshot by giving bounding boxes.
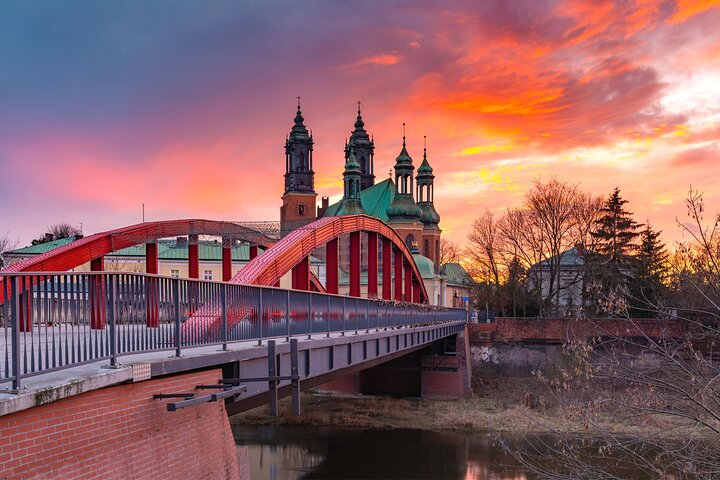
[319,325,472,399]
[0,369,245,480]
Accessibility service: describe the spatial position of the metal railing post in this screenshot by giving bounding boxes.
[221,284,228,351]
[326,293,330,338]
[257,287,264,346]
[308,292,312,340]
[173,278,181,357]
[286,289,291,342]
[107,274,117,367]
[341,296,346,336]
[355,298,359,335]
[11,276,21,390]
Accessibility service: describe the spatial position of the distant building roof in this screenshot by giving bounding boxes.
[412,253,436,279]
[5,238,265,262]
[534,246,585,269]
[441,262,476,287]
[322,178,395,222]
[4,236,79,256]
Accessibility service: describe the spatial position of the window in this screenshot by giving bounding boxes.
[203,270,213,281]
[405,234,415,249]
[297,203,305,216]
[171,269,179,278]
[424,239,429,257]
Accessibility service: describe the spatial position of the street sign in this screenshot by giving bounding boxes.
[462,296,469,302]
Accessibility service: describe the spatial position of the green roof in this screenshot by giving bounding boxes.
[6,238,265,262]
[5,236,78,255]
[412,253,437,279]
[441,263,476,286]
[323,178,395,222]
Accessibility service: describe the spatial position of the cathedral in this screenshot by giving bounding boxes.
[280,101,443,269]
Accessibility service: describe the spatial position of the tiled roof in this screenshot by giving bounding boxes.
[441,262,476,286]
[323,178,395,222]
[4,236,78,255]
[534,246,585,268]
[6,238,263,262]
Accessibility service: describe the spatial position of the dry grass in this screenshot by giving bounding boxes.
[230,375,697,438]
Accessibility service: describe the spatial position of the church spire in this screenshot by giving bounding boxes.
[336,146,366,215]
[284,99,315,195]
[345,101,375,191]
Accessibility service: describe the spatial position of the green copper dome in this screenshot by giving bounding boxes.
[345,148,361,172]
[387,193,422,220]
[418,202,440,225]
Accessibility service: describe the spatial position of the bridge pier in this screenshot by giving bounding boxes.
[317,326,472,399]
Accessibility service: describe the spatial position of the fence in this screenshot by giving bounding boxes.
[0,272,466,389]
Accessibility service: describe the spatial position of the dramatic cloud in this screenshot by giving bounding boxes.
[0,0,718,248]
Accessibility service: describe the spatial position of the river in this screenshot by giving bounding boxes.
[232,425,531,479]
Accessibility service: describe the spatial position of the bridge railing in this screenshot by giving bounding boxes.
[0,272,466,389]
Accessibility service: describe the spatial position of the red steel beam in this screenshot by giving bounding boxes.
[90,257,106,330]
[404,262,412,302]
[382,236,392,300]
[234,215,428,304]
[222,238,232,282]
[326,238,338,294]
[393,247,403,301]
[367,232,378,299]
[188,234,199,279]
[349,232,361,297]
[291,256,309,291]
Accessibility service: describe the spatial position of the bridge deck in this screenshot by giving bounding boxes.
[0,320,465,417]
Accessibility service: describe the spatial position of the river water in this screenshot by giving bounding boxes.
[232,425,531,479]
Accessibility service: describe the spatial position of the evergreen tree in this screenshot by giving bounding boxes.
[591,188,640,264]
[629,224,669,316]
[587,188,641,315]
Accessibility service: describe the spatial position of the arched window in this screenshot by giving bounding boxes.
[436,240,440,265]
[299,152,305,170]
[424,239,429,257]
[405,233,415,249]
[360,157,367,173]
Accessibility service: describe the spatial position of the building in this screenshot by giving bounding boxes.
[2,236,262,280]
[281,102,474,306]
[528,246,587,314]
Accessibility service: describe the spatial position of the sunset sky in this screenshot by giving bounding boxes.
[1,0,719,248]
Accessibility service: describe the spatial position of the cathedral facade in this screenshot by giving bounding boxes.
[280,102,442,270]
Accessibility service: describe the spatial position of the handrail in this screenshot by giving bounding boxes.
[0,271,466,390]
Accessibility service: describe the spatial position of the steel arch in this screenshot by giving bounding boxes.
[234,215,429,303]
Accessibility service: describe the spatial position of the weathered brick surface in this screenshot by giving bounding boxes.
[0,369,241,480]
[469,318,684,344]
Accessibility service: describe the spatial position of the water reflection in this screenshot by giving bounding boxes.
[233,425,528,479]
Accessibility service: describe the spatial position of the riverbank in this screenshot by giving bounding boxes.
[230,376,667,436]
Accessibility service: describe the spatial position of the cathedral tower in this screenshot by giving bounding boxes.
[336,147,366,215]
[345,102,375,191]
[387,124,423,249]
[416,137,442,270]
[281,99,317,232]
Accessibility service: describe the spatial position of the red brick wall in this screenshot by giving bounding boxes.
[0,369,241,480]
[317,373,360,395]
[468,318,684,344]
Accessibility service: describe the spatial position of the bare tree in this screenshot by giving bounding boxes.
[497,188,720,479]
[32,222,82,245]
[439,238,461,266]
[467,209,504,288]
[0,232,19,269]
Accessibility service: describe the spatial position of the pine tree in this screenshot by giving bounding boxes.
[592,188,640,264]
[629,224,669,316]
[587,188,641,315]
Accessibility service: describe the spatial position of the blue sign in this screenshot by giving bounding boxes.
[462,296,469,301]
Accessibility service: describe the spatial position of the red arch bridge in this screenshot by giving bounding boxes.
[0,215,470,478]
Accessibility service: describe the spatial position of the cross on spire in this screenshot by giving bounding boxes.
[357,100,361,114]
[402,123,406,146]
[297,96,301,109]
